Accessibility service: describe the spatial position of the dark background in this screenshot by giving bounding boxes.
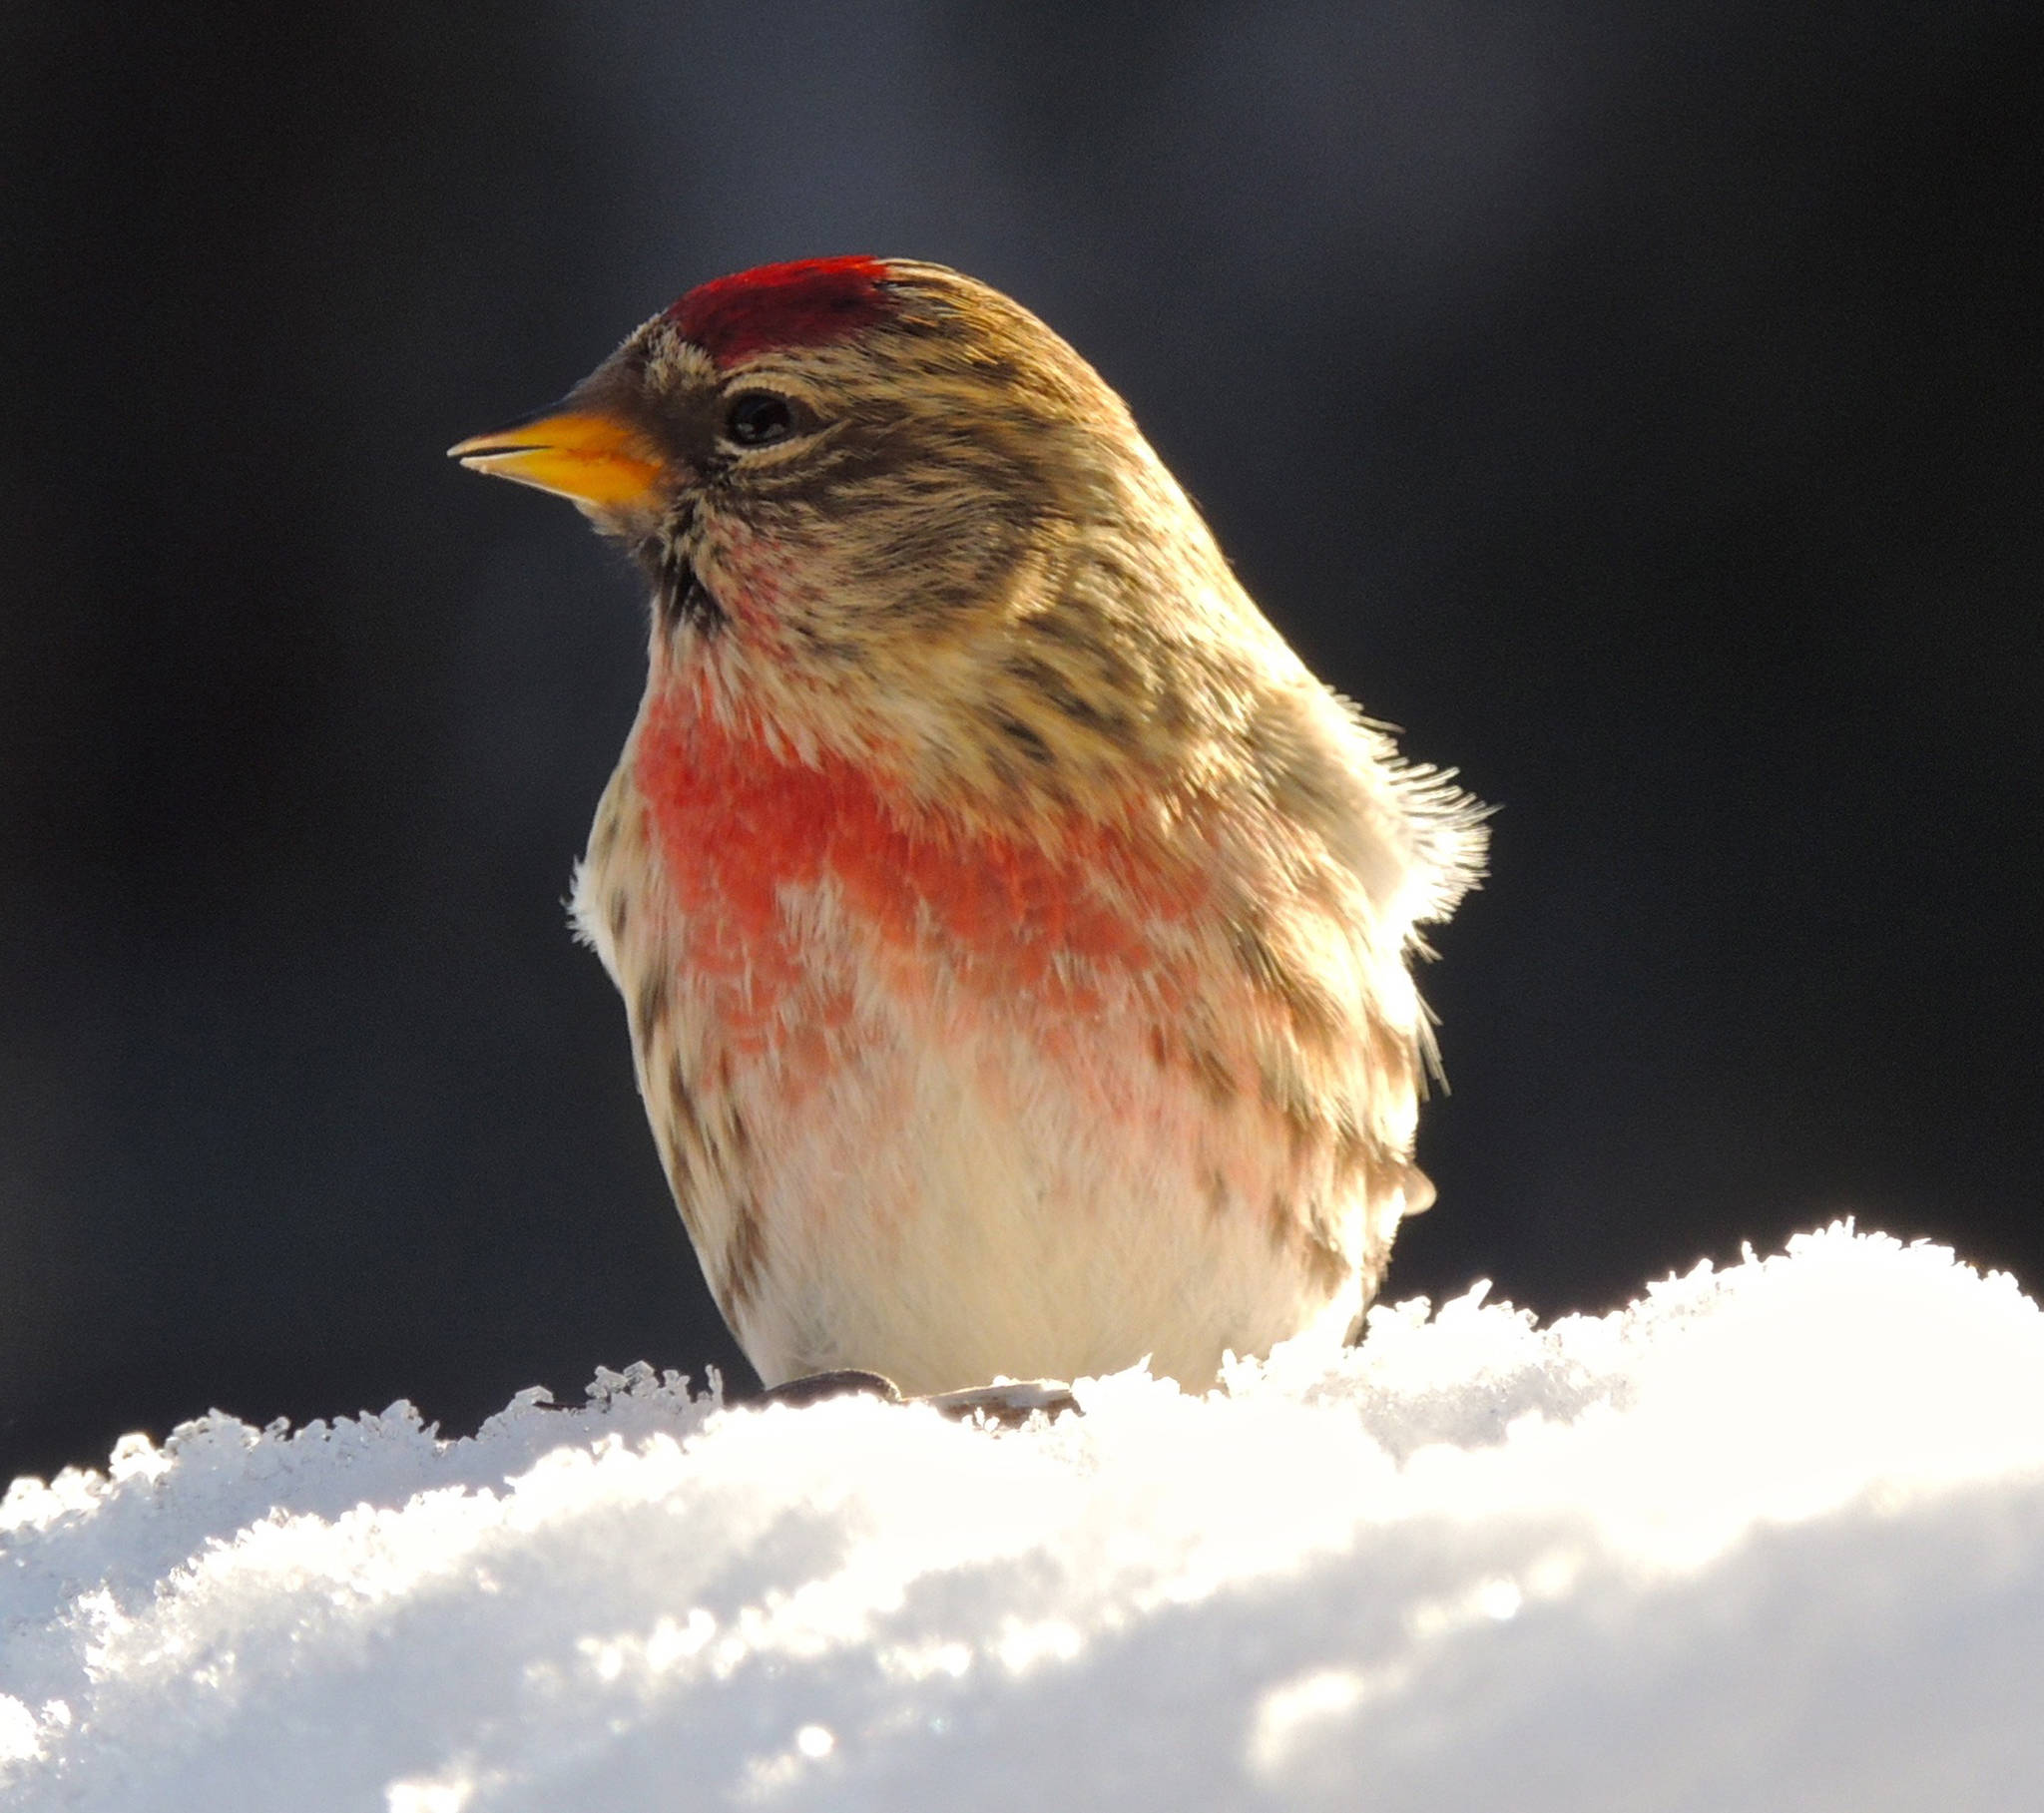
[3,2,2038,1485]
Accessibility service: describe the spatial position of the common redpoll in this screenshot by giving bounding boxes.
[451,257,1483,1397]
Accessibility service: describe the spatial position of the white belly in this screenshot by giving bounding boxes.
[723,980,1358,1393]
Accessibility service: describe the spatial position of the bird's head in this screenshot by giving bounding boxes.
[451,258,1193,658]
[451,258,1251,817]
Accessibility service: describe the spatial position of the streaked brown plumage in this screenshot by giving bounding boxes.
[452,257,1484,1396]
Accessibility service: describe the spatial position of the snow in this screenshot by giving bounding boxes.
[6,1225,2044,1810]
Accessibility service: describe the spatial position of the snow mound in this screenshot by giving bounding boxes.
[6,1225,2044,1810]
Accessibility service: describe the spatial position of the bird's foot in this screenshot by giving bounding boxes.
[750,1371,1078,1427]
[755,1369,903,1410]
[923,1378,1078,1427]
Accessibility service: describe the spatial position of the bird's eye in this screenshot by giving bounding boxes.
[724,391,797,447]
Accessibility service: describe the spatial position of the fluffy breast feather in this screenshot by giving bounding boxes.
[571,670,1450,1389]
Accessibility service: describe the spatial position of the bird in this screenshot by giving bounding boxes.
[450,256,1484,1402]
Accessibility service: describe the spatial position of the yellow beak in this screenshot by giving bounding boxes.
[447,407,667,509]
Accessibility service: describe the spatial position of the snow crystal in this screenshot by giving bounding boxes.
[4,1226,2044,1810]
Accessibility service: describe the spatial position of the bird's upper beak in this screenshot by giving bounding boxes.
[447,405,667,510]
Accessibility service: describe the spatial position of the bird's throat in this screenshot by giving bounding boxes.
[652,550,724,637]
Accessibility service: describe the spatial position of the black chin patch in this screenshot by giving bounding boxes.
[657,551,725,637]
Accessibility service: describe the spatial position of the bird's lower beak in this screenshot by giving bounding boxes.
[447,406,666,509]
